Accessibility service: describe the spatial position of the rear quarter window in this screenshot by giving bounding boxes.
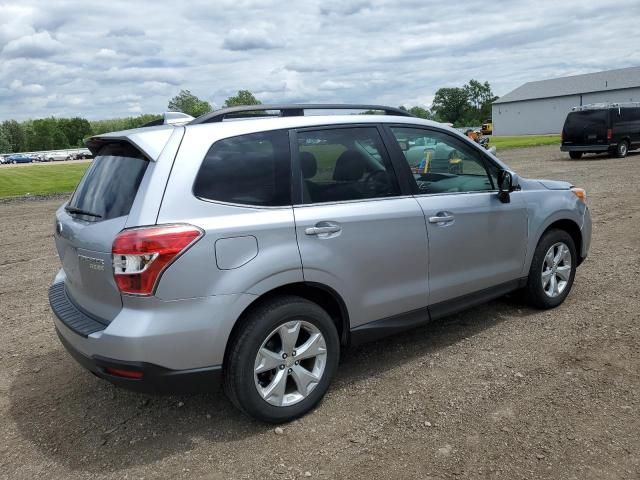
[617,108,640,122]
[193,130,291,206]
[565,110,609,128]
[67,143,148,221]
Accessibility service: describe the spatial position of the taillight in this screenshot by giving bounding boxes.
[607,128,612,140]
[112,224,203,296]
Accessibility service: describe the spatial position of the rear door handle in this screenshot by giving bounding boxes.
[305,224,341,236]
[428,213,455,224]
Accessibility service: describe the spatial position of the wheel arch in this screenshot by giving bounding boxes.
[223,282,351,367]
[539,218,583,265]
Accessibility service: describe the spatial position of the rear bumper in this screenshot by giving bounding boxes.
[561,144,611,152]
[49,270,257,389]
[55,328,222,392]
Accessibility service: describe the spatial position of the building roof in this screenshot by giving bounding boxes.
[494,66,640,104]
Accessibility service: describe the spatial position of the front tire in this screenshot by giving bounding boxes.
[615,140,629,158]
[524,229,577,309]
[224,295,340,423]
[569,151,583,160]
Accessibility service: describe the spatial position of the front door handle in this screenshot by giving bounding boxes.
[428,213,455,225]
[305,223,341,236]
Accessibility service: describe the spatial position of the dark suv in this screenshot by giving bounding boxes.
[561,103,640,159]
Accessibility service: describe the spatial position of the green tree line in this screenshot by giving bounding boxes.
[0,83,497,154]
[0,89,260,153]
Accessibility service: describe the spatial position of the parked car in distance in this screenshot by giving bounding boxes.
[7,154,33,164]
[49,105,592,423]
[72,149,93,160]
[561,103,640,159]
[46,151,72,161]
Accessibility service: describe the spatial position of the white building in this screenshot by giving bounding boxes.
[492,66,640,135]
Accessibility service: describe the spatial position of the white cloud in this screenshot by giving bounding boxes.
[222,27,283,51]
[320,80,353,90]
[127,103,142,113]
[1,30,63,58]
[0,0,639,121]
[9,79,45,94]
[95,48,118,60]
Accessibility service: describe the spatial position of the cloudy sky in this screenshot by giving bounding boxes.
[1,0,640,121]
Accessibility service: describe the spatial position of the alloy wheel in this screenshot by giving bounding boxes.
[254,320,327,407]
[541,242,572,298]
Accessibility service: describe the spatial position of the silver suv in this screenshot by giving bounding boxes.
[49,104,592,422]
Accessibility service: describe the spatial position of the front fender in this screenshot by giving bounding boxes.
[522,190,587,273]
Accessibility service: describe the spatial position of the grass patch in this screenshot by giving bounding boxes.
[490,135,560,150]
[0,163,90,198]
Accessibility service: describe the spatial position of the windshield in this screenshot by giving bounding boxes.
[67,143,148,221]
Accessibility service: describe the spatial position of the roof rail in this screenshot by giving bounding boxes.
[572,101,640,111]
[141,111,195,127]
[189,104,415,125]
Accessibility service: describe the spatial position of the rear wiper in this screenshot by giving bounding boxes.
[65,205,102,218]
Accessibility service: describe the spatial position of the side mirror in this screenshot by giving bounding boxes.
[497,170,513,203]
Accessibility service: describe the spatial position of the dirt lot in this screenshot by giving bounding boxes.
[0,145,638,479]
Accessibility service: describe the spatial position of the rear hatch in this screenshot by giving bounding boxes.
[562,110,610,146]
[54,143,149,322]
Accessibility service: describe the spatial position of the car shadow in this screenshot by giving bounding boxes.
[8,295,537,474]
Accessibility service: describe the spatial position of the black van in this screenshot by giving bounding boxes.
[561,104,640,159]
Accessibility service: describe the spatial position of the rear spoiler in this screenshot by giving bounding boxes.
[85,112,192,161]
[140,112,194,127]
[84,112,193,160]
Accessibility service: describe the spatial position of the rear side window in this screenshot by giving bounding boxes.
[565,110,609,128]
[193,130,291,206]
[617,108,640,122]
[68,143,148,221]
[296,127,400,203]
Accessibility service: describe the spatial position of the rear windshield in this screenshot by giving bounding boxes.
[67,143,148,221]
[565,110,609,129]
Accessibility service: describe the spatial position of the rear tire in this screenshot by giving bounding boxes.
[569,151,582,160]
[224,295,340,423]
[615,140,629,158]
[524,229,577,309]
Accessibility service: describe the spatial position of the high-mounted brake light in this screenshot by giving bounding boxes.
[112,224,203,296]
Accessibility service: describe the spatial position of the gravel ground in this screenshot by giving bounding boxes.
[0,145,638,479]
